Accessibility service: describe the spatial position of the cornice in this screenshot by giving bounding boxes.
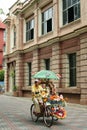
[13,2,23,15]
[22,0,35,13]
[4,45,38,59]
[38,37,59,48]
[4,17,11,25]
[23,44,38,53]
[3,25,87,60]
[59,25,87,42]
[4,50,24,59]
[13,8,22,15]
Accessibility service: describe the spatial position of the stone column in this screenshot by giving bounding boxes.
[51,43,60,88]
[16,53,24,96]
[80,86,87,105]
[34,5,38,44]
[4,61,8,92]
[80,35,87,105]
[16,14,23,50]
[53,0,59,36]
[32,49,39,82]
[6,21,11,54]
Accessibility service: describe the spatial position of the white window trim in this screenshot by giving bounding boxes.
[41,7,53,35]
[23,19,26,43]
[59,0,80,27]
[10,27,14,52]
[59,0,63,27]
[38,9,42,37]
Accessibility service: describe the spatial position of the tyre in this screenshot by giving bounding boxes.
[30,104,38,122]
[53,116,58,121]
[43,106,53,127]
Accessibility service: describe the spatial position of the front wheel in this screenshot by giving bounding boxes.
[43,106,53,127]
[53,116,58,121]
[30,104,38,122]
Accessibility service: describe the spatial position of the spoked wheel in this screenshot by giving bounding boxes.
[30,104,38,122]
[53,116,58,121]
[43,106,53,127]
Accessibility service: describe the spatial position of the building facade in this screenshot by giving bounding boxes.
[0,20,6,70]
[4,0,87,105]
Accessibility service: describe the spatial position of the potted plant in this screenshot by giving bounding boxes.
[13,86,18,97]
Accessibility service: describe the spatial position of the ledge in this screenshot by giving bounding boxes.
[21,86,31,91]
[21,87,81,94]
[58,87,81,94]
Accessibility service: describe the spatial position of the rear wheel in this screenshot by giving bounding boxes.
[53,116,58,121]
[43,106,53,127]
[30,104,38,122]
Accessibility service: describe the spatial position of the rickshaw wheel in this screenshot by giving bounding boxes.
[53,116,58,121]
[43,106,53,127]
[30,104,38,122]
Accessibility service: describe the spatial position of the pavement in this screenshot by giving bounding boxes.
[0,94,87,130]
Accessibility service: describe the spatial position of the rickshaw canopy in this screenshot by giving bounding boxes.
[33,70,60,80]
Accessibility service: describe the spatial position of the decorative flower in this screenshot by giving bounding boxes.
[52,107,67,119]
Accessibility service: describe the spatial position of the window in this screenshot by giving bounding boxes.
[42,7,53,35]
[28,63,32,86]
[26,19,34,41]
[62,0,80,25]
[3,44,6,52]
[68,53,76,86]
[3,30,6,42]
[13,26,16,46]
[2,59,5,67]
[45,59,50,70]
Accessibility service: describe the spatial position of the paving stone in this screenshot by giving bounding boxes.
[0,95,87,130]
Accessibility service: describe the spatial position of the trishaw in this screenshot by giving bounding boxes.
[30,70,67,127]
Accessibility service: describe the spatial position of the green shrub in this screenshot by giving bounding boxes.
[13,86,17,91]
[0,70,4,81]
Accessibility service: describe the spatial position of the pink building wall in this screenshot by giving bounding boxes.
[0,21,6,69]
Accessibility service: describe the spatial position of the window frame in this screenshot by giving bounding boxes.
[41,7,53,35]
[3,44,6,52]
[28,62,32,86]
[3,30,6,42]
[13,25,16,47]
[68,53,76,87]
[62,0,80,25]
[45,59,50,70]
[26,18,34,42]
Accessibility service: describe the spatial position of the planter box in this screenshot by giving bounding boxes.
[13,91,19,97]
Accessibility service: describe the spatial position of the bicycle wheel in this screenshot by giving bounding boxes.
[53,116,58,121]
[30,104,38,122]
[43,106,53,127]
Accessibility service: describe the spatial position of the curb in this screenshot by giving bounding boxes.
[2,95,87,109]
[67,103,87,109]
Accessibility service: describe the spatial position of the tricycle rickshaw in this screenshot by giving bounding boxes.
[30,70,67,127]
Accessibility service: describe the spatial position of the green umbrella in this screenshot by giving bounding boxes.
[33,70,60,80]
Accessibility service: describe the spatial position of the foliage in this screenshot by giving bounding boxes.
[0,70,4,81]
[0,8,4,14]
[13,86,17,91]
[10,70,15,78]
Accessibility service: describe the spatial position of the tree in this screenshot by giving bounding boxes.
[0,70,4,81]
[0,8,4,14]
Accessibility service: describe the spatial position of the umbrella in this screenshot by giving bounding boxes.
[33,70,60,80]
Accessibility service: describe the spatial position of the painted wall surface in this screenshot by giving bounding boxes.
[0,21,6,69]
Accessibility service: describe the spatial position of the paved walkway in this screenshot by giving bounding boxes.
[0,95,87,130]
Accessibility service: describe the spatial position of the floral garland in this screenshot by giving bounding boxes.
[52,107,67,119]
[50,94,64,101]
[49,94,67,119]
